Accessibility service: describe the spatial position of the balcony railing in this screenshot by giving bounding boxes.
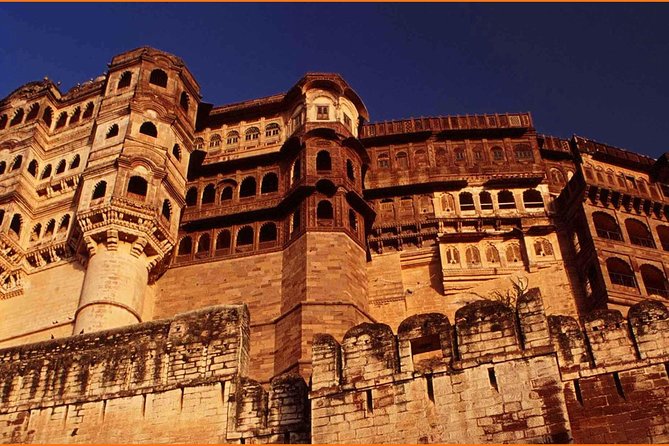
[629,236,656,248]
[646,287,669,298]
[609,273,637,288]
[596,229,623,241]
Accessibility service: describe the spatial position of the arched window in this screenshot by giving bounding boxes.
[657,226,669,251]
[42,107,53,127]
[498,190,516,210]
[459,192,475,211]
[485,245,500,264]
[172,144,181,160]
[606,258,637,288]
[239,177,257,198]
[10,155,22,171]
[70,154,80,169]
[55,112,67,129]
[465,246,481,267]
[584,167,594,181]
[226,131,239,145]
[414,149,428,167]
[316,151,332,171]
[473,148,483,162]
[10,109,24,127]
[197,234,211,256]
[185,187,198,206]
[445,246,460,265]
[550,168,565,185]
[194,137,204,150]
[349,209,358,231]
[55,160,66,175]
[441,193,455,213]
[0,114,7,130]
[139,121,157,137]
[179,92,189,111]
[435,148,447,165]
[638,180,648,195]
[30,223,41,242]
[346,159,355,181]
[454,147,465,162]
[118,71,132,89]
[418,195,433,215]
[245,127,260,141]
[216,230,231,253]
[523,189,544,209]
[9,214,22,237]
[106,124,119,138]
[44,219,55,238]
[514,144,533,160]
[479,191,493,211]
[149,69,168,87]
[209,134,221,148]
[265,123,280,138]
[593,212,622,241]
[25,103,40,122]
[377,153,390,168]
[162,200,172,220]
[317,200,334,224]
[27,160,38,177]
[491,146,505,161]
[625,219,655,248]
[220,186,234,201]
[261,173,279,194]
[82,102,94,119]
[236,226,254,250]
[177,236,192,256]
[69,107,81,125]
[58,214,70,233]
[396,151,409,169]
[291,209,301,235]
[127,176,148,200]
[41,164,52,179]
[640,264,668,297]
[92,181,107,199]
[291,157,301,183]
[505,243,522,264]
[202,184,216,204]
[533,239,554,257]
[259,223,277,246]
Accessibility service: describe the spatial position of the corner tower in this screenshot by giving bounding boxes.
[73,48,200,334]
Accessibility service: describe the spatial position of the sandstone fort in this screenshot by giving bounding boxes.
[0,47,667,443]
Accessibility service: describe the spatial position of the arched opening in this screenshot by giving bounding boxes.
[10,155,22,171]
[0,114,7,130]
[245,127,260,141]
[69,107,81,125]
[209,134,221,148]
[55,160,66,175]
[265,123,280,138]
[479,191,493,211]
[435,148,447,165]
[139,121,158,137]
[625,219,655,248]
[42,107,53,127]
[118,71,132,89]
[466,246,481,267]
[55,112,67,129]
[485,245,500,264]
[445,246,460,265]
[92,181,107,199]
[226,131,239,145]
[70,154,80,169]
[185,187,198,206]
[349,209,358,231]
[179,92,189,111]
[606,258,637,288]
[414,149,428,167]
[58,215,70,233]
[30,223,41,242]
[491,146,504,161]
[550,168,566,185]
[149,69,168,87]
[216,230,231,253]
[259,223,278,247]
[239,177,257,198]
[0,161,5,175]
[316,150,332,171]
[220,186,233,201]
[10,109,24,126]
[346,159,355,181]
[657,226,669,251]
[27,160,38,177]
[194,137,204,150]
[127,176,148,201]
[44,219,55,238]
[317,200,334,225]
[106,124,119,138]
[459,192,475,211]
[533,239,554,257]
[177,236,192,256]
[640,265,668,297]
[377,153,390,168]
[197,234,211,256]
[261,173,279,194]
[82,102,94,119]
[505,243,522,264]
[41,164,52,180]
[593,212,622,241]
[454,148,465,162]
[523,189,544,209]
[162,200,172,221]
[26,103,40,122]
[291,209,301,235]
[291,158,301,184]
[202,184,216,204]
[396,151,409,169]
[236,226,254,251]
[172,144,181,160]
[9,214,22,237]
[498,190,516,210]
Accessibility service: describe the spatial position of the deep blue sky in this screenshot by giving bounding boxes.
[1,4,668,157]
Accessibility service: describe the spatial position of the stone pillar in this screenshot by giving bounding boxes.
[73,243,148,334]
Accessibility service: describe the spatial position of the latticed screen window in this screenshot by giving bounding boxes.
[317,105,329,120]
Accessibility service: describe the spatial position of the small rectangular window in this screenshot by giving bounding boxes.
[317,105,329,120]
[343,113,352,129]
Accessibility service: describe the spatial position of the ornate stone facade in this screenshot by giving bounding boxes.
[0,47,668,443]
